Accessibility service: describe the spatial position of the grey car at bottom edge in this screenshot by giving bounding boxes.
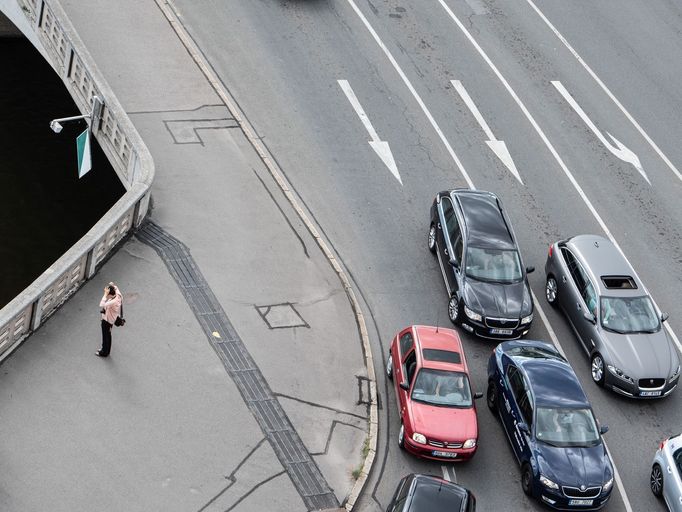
[652,433,682,511]
[544,234,680,398]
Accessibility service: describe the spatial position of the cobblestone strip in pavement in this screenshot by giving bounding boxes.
[137,220,338,511]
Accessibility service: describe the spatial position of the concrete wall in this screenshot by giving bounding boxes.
[0,1,49,62]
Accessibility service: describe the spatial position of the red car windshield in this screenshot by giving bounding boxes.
[411,369,472,407]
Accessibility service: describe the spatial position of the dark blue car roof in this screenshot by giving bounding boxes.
[520,359,590,409]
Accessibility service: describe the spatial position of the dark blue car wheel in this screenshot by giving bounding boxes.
[521,464,533,496]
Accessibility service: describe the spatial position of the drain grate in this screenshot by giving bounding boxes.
[137,221,338,510]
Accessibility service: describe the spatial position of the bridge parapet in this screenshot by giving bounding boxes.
[0,0,154,360]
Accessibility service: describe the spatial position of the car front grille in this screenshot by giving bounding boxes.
[428,439,463,449]
[639,378,665,389]
[485,317,519,329]
[562,486,602,499]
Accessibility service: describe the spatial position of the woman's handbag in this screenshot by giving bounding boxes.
[114,303,126,327]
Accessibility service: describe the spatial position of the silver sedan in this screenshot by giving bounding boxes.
[545,235,679,398]
[651,433,682,511]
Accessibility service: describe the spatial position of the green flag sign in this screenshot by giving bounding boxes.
[76,128,92,178]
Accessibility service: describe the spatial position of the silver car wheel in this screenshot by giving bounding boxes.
[591,354,605,384]
[428,224,437,254]
[651,464,663,497]
[448,297,459,324]
[545,276,558,305]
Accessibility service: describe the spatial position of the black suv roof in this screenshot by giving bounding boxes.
[452,190,515,250]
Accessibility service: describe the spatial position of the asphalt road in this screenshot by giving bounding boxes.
[167,1,682,510]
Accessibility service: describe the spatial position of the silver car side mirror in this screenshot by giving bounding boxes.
[583,311,596,324]
[661,312,670,323]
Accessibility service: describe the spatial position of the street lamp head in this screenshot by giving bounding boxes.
[49,120,63,134]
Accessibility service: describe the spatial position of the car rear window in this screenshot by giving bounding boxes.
[422,349,461,364]
[601,275,637,289]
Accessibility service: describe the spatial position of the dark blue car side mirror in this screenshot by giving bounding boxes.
[600,424,609,435]
[518,422,529,435]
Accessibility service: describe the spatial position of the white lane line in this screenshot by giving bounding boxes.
[451,80,523,184]
[552,81,649,185]
[338,79,402,185]
[436,2,635,509]
[441,465,451,481]
[344,0,476,190]
[533,293,633,512]
[525,0,682,184]
[437,0,682,357]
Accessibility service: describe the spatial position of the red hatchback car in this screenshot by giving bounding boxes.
[387,325,481,461]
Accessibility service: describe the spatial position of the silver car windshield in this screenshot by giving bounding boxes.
[465,247,522,283]
[600,296,660,334]
[411,369,472,408]
[536,408,600,448]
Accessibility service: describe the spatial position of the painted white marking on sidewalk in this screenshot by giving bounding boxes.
[338,79,402,185]
[552,81,649,184]
[526,0,682,184]
[344,0,475,189]
[441,465,451,481]
[437,2,635,509]
[452,80,523,184]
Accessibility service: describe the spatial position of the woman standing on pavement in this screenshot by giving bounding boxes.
[97,282,122,357]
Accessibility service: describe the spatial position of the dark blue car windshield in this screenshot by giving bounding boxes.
[535,408,600,447]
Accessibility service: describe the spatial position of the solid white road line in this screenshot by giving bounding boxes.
[532,293,633,512]
[451,80,523,184]
[552,81,649,184]
[344,0,476,190]
[525,0,682,184]
[441,465,450,481]
[435,2,634,509]
[338,79,402,185]
[437,0,682,357]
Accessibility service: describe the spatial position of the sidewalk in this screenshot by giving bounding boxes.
[0,1,368,510]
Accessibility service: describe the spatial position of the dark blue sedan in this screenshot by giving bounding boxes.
[487,340,614,510]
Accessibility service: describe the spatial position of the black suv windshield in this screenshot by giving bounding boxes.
[465,247,522,283]
[535,407,600,448]
[600,296,660,334]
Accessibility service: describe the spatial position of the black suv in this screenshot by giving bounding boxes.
[386,474,476,512]
[428,189,534,339]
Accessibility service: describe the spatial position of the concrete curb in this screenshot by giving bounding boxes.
[153,1,378,509]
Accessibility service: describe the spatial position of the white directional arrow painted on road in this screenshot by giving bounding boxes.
[338,79,402,185]
[451,80,523,184]
[552,80,650,185]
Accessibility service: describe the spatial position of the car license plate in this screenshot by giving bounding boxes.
[568,499,594,506]
[490,328,513,335]
[640,390,662,397]
[432,450,457,458]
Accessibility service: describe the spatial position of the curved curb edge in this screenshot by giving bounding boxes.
[153,2,378,509]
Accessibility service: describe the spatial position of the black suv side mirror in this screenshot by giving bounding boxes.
[526,266,535,274]
[449,257,459,268]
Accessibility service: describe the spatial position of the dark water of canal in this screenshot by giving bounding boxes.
[0,36,124,309]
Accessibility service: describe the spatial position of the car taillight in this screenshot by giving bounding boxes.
[660,438,669,450]
[548,244,553,258]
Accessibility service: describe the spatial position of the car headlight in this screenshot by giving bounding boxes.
[412,433,427,445]
[540,475,559,490]
[670,365,681,383]
[607,364,635,384]
[463,438,477,449]
[603,477,614,492]
[464,305,482,322]
[520,313,533,325]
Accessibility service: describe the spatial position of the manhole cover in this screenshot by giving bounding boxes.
[255,302,309,329]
